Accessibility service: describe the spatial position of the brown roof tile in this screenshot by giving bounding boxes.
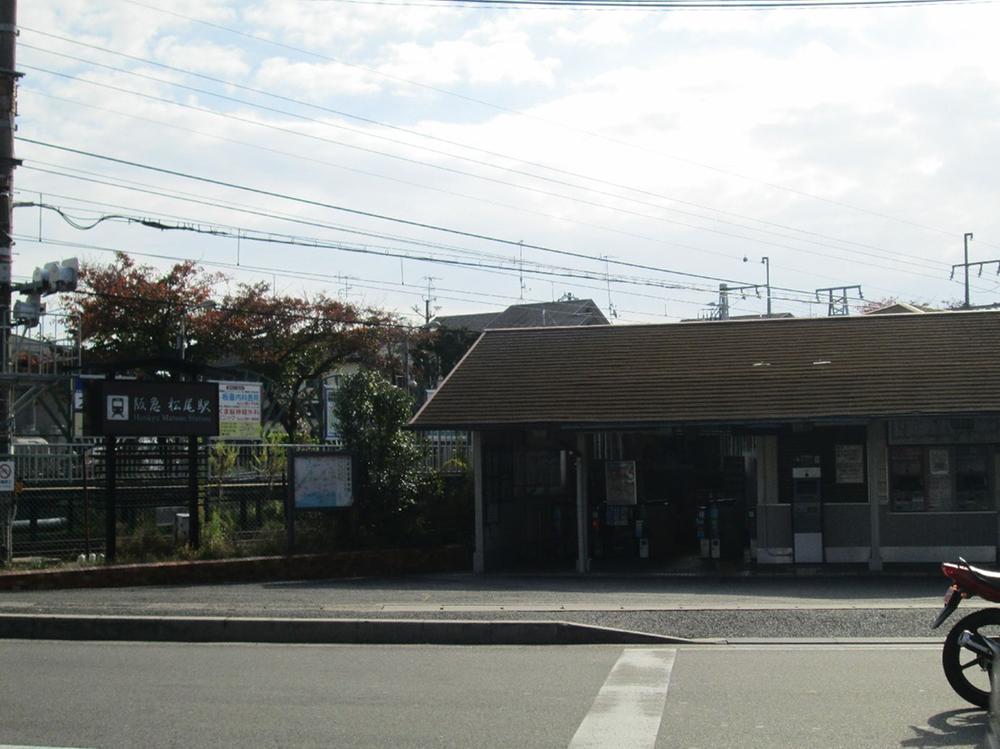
[410,311,1000,429]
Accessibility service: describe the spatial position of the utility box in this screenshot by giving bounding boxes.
[174,512,190,544]
[792,455,823,563]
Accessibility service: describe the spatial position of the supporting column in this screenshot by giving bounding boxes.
[472,430,485,573]
[867,420,885,571]
[575,433,589,573]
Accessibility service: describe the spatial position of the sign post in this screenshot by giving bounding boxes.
[86,380,220,560]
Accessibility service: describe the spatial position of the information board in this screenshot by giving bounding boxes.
[291,452,354,509]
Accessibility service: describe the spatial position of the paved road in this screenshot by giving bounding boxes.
[0,573,958,638]
[0,640,986,748]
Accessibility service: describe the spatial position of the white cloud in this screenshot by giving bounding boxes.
[380,36,560,87]
[153,38,250,79]
[255,57,382,97]
[15,0,1000,321]
[553,14,638,46]
[240,0,448,47]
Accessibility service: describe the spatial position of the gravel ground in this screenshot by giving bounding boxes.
[5,602,968,639]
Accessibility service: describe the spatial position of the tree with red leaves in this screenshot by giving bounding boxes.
[67,253,224,364]
[69,254,402,441]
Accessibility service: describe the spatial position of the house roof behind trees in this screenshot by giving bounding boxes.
[428,299,609,333]
[410,310,1000,429]
[865,301,939,314]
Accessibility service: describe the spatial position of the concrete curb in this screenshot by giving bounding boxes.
[0,613,696,646]
[0,546,471,591]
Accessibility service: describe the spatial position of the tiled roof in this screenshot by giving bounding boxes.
[489,300,609,328]
[426,311,499,333]
[410,311,1000,429]
[428,299,609,333]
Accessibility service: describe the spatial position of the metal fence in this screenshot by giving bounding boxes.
[420,431,471,475]
[6,433,473,560]
[8,440,294,560]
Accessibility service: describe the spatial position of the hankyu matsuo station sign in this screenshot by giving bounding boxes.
[87,381,220,437]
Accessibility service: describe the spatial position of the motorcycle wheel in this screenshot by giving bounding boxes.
[942,607,1000,709]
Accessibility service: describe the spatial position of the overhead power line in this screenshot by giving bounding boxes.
[21,30,957,268]
[17,137,769,290]
[24,158,973,306]
[22,63,881,271]
[331,0,986,6]
[21,159,957,307]
[114,0,978,241]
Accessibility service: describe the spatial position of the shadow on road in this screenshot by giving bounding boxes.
[901,708,986,748]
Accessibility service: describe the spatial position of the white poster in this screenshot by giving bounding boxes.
[324,387,342,442]
[835,445,864,484]
[605,460,638,506]
[217,382,262,440]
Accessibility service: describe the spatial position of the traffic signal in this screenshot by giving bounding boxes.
[10,257,77,327]
[12,293,44,327]
[31,257,78,295]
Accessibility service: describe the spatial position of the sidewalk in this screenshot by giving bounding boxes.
[0,570,956,644]
[0,571,949,618]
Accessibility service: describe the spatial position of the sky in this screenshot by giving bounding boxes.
[12,0,1000,326]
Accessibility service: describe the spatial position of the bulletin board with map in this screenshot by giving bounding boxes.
[289,451,355,510]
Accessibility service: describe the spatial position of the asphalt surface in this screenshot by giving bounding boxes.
[0,640,984,748]
[0,572,962,639]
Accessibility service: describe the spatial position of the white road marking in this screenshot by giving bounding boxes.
[1,745,94,749]
[569,647,676,749]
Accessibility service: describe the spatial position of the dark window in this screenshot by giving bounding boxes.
[890,445,994,512]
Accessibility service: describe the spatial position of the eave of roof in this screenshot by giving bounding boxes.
[410,310,1000,430]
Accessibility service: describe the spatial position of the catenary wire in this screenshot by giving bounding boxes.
[19,31,960,268]
[20,162,951,305]
[114,0,984,241]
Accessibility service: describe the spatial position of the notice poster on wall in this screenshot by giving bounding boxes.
[835,445,864,484]
[929,448,950,476]
[605,460,637,506]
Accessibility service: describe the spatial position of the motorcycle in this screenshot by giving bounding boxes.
[933,558,1000,708]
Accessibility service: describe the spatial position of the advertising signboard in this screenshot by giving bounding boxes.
[217,381,262,439]
[87,381,219,437]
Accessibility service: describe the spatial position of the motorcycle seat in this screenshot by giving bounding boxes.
[967,564,1000,584]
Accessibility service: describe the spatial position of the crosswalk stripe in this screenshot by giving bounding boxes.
[569,647,676,749]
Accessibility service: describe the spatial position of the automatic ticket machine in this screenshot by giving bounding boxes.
[792,455,823,563]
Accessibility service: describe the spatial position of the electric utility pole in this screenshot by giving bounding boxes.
[815,285,863,316]
[0,0,17,565]
[963,232,973,309]
[948,233,1000,310]
[0,0,17,456]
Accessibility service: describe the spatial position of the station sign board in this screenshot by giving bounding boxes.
[86,381,220,437]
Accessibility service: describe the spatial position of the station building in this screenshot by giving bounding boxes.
[409,311,1000,572]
